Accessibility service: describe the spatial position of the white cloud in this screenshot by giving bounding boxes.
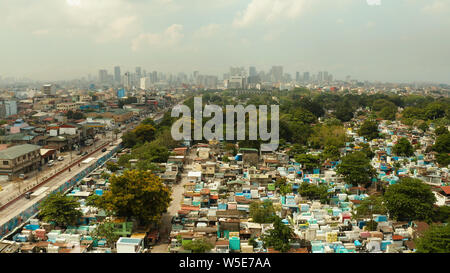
[366,0,381,6]
[233,0,306,28]
[96,16,138,43]
[423,1,450,15]
[193,24,222,39]
[131,24,184,51]
[1,0,140,41]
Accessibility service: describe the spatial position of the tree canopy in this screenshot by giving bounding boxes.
[393,137,415,157]
[383,178,436,222]
[415,224,450,253]
[39,193,82,228]
[262,216,294,253]
[96,170,172,225]
[183,238,214,253]
[336,151,376,187]
[249,200,276,223]
[358,120,379,141]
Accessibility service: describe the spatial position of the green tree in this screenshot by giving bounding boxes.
[336,151,376,187]
[262,216,294,253]
[133,124,157,144]
[372,99,396,112]
[97,170,172,225]
[321,145,341,161]
[91,221,120,249]
[105,161,120,172]
[379,106,397,121]
[309,125,347,149]
[298,183,330,204]
[431,206,450,223]
[121,131,138,148]
[183,238,214,253]
[425,102,446,120]
[334,102,354,122]
[274,177,293,196]
[113,128,121,140]
[287,144,307,157]
[294,154,321,172]
[353,195,387,219]
[39,193,82,228]
[435,126,449,136]
[415,224,450,253]
[433,133,450,154]
[436,153,450,167]
[393,137,415,157]
[249,200,276,223]
[359,143,375,159]
[358,120,379,141]
[383,178,436,222]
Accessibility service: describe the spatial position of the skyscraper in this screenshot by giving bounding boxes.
[114,66,121,83]
[136,67,142,79]
[123,72,131,89]
[140,77,151,90]
[271,66,283,83]
[98,69,108,83]
[249,66,257,77]
[303,72,310,83]
[318,71,323,83]
[230,67,246,77]
[323,71,329,83]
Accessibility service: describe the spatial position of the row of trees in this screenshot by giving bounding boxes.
[38,169,172,248]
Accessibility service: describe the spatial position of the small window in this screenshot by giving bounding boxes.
[3,161,8,165]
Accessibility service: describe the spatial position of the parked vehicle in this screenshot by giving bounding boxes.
[25,191,33,199]
[101,148,107,152]
[19,173,28,180]
[47,160,55,167]
[82,151,88,156]
[57,156,64,161]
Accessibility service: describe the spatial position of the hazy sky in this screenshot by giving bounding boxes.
[1,0,449,83]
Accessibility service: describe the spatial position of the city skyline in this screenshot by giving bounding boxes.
[1,0,449,84]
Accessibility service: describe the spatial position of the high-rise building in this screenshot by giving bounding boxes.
[98,69,108,83]
[0,100,18,118]
[249,66,257,77]
[140,77,151,90]
[317,71,323,83]
[152,71,158,83]
[323,71,329,83]
[230,67,246,77]
[114,66,121,83]
[271,66,283,83]
[42,84,55,95]
[123,72,131,90]
[303,72,310,82]
[228,76,247,89]
[328,74,333,82]
[135,67,142,79]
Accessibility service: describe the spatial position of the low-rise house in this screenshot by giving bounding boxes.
[0,144,41,178]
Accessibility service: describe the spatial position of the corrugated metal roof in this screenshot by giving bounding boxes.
[0,144,41,159]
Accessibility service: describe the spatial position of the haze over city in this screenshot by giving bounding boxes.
[1,0,449,84]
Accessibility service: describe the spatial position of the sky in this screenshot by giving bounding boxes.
[0,0,449,83]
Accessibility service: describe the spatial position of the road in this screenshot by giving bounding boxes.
[0,135,112,207]
[151,149,195,253]
[0,137,119,228]
[0,100,183,239]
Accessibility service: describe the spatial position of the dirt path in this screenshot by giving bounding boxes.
[151,152,194,253]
